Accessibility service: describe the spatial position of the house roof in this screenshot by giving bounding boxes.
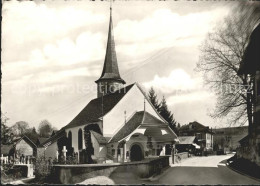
[95,8,125,84]
[90,130,107,145]
[238,23,260,75]
[178,136,196,145]
[238,135,249,145]
[109,111,170,143]
[142,111,166,125]
[64,83,135,130]
[109,111,144,143]
[41,129,66,147]
[14,135,37,148]
[1,144,14,156]
[179,121,214,134]
[37,137,49,146]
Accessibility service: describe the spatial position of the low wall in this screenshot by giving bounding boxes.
[13,164,34,178]
[51,156,169,184]
[173,152,189,163]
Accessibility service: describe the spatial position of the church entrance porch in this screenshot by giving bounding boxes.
[130,144,143,161]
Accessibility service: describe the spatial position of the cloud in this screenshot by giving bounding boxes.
[143,69,203,94]
[2,1,105,45]
[167,91,214,105]
[115,8,229,58]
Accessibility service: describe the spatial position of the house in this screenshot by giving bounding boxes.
[237,23,260,166]
[1,135,37,162]
[41,7,178,163]
[179,121,214,152]
[175,136,200,155]
[213,126,248,153]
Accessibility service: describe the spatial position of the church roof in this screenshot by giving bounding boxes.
[96,8,125,84]
[64,83,135,129]
[109,111,167,143]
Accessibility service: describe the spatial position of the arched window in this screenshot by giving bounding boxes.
[68,131,72,148]
[78,129,83,150]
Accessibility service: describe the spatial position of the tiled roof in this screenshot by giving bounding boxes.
[109,111,171,143]
[41,129,66,147]
[37,137,49,147]
[178,136,196,144]
[179,121,214,134]
[90,130,107,145]
[142,111,166,125]
[64,83,134,129]
[239,135,249,145]
[109,111,144,143]
[95,8,125,84]
[14,135,37,148]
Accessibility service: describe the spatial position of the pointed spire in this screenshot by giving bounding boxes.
[96,4,125,84]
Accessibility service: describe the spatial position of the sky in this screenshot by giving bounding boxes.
[2,0,236,130]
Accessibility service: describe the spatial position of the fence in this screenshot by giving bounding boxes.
[0,154,34,165]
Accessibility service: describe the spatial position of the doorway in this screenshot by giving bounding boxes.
[130,144,143,161]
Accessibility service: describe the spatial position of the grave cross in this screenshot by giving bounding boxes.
[56,151,59,161]
[62,146,67,162]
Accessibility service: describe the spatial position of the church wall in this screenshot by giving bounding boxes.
[103,85,164,136]
[66,125,86,154]
[45,141,58,159]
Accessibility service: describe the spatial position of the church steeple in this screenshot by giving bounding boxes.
[95,5,126,98]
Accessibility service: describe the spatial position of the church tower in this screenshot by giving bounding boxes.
[95,6,126,98]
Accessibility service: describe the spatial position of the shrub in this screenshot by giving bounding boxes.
[35,155,52,179]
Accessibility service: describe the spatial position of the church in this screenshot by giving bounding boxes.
[41,7,178,163]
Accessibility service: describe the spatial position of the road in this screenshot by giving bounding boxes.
[110,154,260,185]
[156,154,260,185]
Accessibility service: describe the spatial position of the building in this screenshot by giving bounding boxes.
[237,23,260,166]
[178,121,214,152]
[41,7,178,163]
[176,136,200,155]
[213,126,248,153]
[1,135,37,162]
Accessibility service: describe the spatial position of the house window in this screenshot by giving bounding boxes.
[78,129,83,150]
[112,149,115,156]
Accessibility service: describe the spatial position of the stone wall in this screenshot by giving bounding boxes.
[51,156,169,184]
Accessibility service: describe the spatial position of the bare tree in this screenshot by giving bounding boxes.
[196,2,260,127]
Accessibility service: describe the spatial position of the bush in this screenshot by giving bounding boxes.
[35,156,52,179]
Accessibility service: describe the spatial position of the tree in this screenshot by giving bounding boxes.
[148,87,161,111]
[24,127,39,144]
[10,121,30,136]
[159,96,177,133]
[1,112,11,144]
[38,120,53,137]
[196,2,260,127]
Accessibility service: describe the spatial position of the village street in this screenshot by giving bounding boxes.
[108,154,260,185]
